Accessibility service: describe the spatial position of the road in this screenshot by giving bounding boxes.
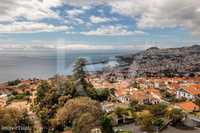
[114,123,142,133]
[162,126,200,133]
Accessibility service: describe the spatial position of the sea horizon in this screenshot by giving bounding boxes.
[0,49,137,82]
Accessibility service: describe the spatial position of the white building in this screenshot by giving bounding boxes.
[117,95,130,104]
[101,102,115,113]
[176,89,194,99]
[0,94,8,107]
[176,85,200,100]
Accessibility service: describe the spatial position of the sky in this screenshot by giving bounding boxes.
[0,0,200,51]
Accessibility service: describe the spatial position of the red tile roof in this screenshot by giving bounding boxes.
[184,84,200,95]
[176,101,199,112]
[144,88,161,97]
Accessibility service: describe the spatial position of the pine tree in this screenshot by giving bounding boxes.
[73,58,90,96]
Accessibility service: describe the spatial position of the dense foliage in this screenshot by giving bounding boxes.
[34,58,114,133]
[54,97,103,133]
[0,107,33,133]
[7,79,21,86]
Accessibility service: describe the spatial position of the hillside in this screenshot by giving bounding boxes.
[116,45,200,77]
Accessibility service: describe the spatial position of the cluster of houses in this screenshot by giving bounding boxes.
[1,75,200,132]
[88,74,200,128]
[0,79,39,107]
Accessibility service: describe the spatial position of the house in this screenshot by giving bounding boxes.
[144,88,162,100]
[176,101,199,113]
[101,102,115,113]
[176,84,200,100]
[115,81,131,104]
[115,86,130,104]
[177,102,200,127]
[117,95,130,104]
[131,90,160,105]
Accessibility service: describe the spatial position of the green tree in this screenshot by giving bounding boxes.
[115,107,126,117]
[166,108,184,125]
[136,112,154,132]
[100,115,114,133]
[73,58,97,98]
[54,97,102,132]
[73,58,87,81]
[148,103,167,116]
[96,89,110,102]
[129,100,139,111]
[0,108,33,133]
[58,95,71,107]
[35,76,90,132]
[36,81,50,103]
[7,79,21,86]
[152,118,164,128]
[73,58,89,96]
[73,112,100,133]
[195,99,200,107]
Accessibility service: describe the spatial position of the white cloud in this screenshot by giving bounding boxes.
[65,17,85,25]
[109,0,149,17]
[0,22,70,33]
[81,25,147,36]
[66,9,85,17]
[111,0,200,36]
[0,43,152,51]
[66,0,110,7]
[0,43,113,51]
[90,16,110,23]
[65,8,87,25]
[1,0,199,36]
[82,6,91,10]
[66,0,200,36]
[0,0,64,22]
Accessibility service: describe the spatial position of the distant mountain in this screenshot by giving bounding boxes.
[116,45,200,77]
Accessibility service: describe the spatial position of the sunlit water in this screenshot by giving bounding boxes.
[0,50,128,82]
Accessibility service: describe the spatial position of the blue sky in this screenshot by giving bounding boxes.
[0,0,200,51]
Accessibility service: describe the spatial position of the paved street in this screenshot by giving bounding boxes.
[162,126,200,133]
[114,123,142,133]
[114,124,200,133]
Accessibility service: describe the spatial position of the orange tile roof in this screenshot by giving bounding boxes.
[131,90,157,103]
[144,88,161,97]
[184,84,200,95]
[131,90,146,102]
[176,101,199,112]
[171,83,180,89]
[115,87,127,96]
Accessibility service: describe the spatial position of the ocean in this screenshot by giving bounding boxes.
[0,50,130,82]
